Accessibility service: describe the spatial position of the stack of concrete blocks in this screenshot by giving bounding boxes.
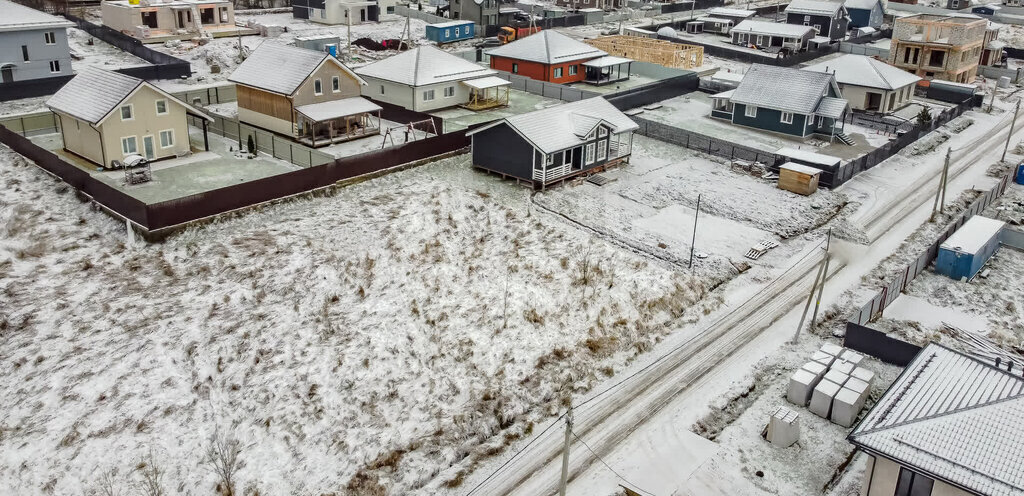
[767,406,800,448]
[787,360,827,406]
[789,345,876,427]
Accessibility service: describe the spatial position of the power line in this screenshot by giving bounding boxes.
[570,428,658,496]
[464,412,566,496]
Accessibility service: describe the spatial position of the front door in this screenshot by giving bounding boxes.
[143,136,155,160]
[1,66,12,83]
[177,11,186,28]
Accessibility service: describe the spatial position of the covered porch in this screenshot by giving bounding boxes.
[812,96,849,142]
[294,97,382,147]
[583,56,633,86]
[710,90,735,120]
[461,76,512,111]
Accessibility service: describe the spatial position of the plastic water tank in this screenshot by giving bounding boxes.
[656,26,677,38]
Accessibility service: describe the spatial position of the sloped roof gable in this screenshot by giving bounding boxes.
[730,64,841,115]
[354,45,496,86]
[229,43,364,95]
[803,54,921,90]
[485,30,606,65]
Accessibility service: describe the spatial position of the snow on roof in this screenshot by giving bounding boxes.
[815,97,848,118]
[731,20,816,38]
[695,16,736,24]
[785,0,845,16]
[467,97,638,154]
[940,215,1005,254]
[776,147,842,166]
[780,162,822,176]
[355,46,495,87]
[706,7,756,17]
[485,30,606,65]
[582,56,633,68]
[428,20,474,28]
[579,7,603,12]
[294,97,381,122]
[731,64,839,115]
[46,67,141,124]
[462,75,512,90]
[844,0,882,10]
[0,0,74,32]
[804,55,921,90]
[229,43,362,95]
[711,89,735,99]
[849,344,1024,496]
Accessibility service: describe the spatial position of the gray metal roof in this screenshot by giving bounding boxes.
[467,97,638,154]
[229,42,363,95]
[803,54,921,90]
[730,64,842,115]
[731,20,817,37]
[485,30,606,65]
[785,0,845,16]
[815,97,848,118]
[582,56,633,68]
[355,46,495,86]
[0,0,74,32]
[850,344,1024,496]
[844,0,882,10]
[294,97,381,122]
[46,67,141,124]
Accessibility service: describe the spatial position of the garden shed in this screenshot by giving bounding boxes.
[778,162,821,195]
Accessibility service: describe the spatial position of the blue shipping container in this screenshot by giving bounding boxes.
[1016,163,1024,185]
[935,216,1005,281]
[425,21,475,44]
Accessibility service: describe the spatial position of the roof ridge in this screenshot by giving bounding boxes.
[856,390,1024,439]
[412,46,423,86]
[544,31,553,65]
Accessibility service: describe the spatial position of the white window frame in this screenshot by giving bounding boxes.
[423,89,435,101]
[597,126,608,138]
[44,31,56,45]
[546,153,555,165]
[444,85,455,98]
[121,136,138,155]
[745,105,757,118]
[780,112,793,124]
[553,67,563,79]
[155,99,168,115]
[585,143,595,165]
[120,104,134,121]
[332,76,340,93]
[569,64,577,76]
[597,140,607,161]
[159,129,174,148]
[314,78,323,96]
[48,60,60,73]
[563,148,573,165]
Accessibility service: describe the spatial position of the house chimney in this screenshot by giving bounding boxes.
[996,357,1002,367]
[1009,361,1014,372]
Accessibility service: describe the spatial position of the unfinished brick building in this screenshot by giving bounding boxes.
[888,14,987,83]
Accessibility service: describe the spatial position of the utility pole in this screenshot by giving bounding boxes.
[690,0,695,21]
[810,229,832,326]
[939,147,950,213]
[558,405,573,496]
[793,255,825,344]
[689,194,701,268]
[347,5,353,61]
[1002,99,1020,163]
[930,148,950,222]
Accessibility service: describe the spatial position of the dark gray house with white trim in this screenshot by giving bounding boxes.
[710,64,851,143]
[466,97,638,188]
[784,0,850,42]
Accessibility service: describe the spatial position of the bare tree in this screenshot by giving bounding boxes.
[136,452,165,496]
[205,428,243,496]
[92,468,122,496]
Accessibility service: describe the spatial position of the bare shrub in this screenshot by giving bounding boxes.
[135,451,165,496]
[204,429,243,496]
[91,468,122,496]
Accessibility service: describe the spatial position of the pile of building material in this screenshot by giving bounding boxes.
[766,406,800,448]
[584,35,704,69]
[787,343,875,427]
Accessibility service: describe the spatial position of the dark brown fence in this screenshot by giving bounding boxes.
[844,322,922,366]
[606,73,700,111]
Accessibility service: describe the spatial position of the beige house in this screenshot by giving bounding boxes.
[229,43,382,147]
[803,55,921,114]
[46,67,211,168]
[888,14,987,83]
[849,343,1024,496]
[101,0,236,41]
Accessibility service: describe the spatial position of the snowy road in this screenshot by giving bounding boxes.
[447,102,1024,496]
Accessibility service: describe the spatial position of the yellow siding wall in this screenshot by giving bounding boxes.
[57,112,105,166]
[98,85,191,164]
[292,61,363,107]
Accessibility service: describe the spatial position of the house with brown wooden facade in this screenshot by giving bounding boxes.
[228,42,382,147]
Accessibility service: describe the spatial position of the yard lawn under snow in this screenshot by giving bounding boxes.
[0,146,729,495]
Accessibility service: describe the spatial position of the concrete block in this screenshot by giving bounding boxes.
[788,368,820,407]
[831,387,867,427]
[839,349,865,367]
[851,367,875,388]
[810,378,842,419]
[767,406,800,448]
[821,343,843,357]
[844,376,870,403]
[824,369,849,387]
[832,359,855,375]
[811,350,835,368]
[802,360,828,379]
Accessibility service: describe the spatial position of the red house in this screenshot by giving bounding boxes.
[487,30,607,84]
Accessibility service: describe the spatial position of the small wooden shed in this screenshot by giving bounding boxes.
[778,162,820,195]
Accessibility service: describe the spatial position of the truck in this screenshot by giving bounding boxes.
[497,26,541,44]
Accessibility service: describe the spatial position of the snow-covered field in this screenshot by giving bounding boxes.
[0,146,729,494]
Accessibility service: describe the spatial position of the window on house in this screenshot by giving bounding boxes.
[928,50,945,67]
[597,141,607,161]
[563,148,573,165]
[546,153,554,165]
[155,99,168,115]
[159,129,174,148]
[444,86,455,97]
[894,468,934,496]
[512,63,518,74]
[597,127,608,137]
[220,6,229,23]
[120,105,133,121]
[780,112,793,124]
[423,89,435,101]
[585,143,595,164]
[745,105,757,118]
[48,60,60,73]
[121,136,138,155]
[21,45,28,62]
[553,67,563,79]
[380,85,385,94]
[332,76,340,92]
[44,32,56,44]
[569,64,577,76]
[314,79,323,95]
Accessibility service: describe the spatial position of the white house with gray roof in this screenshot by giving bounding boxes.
[730,20,818,52]
[710,64,851,143]
[804,55,920,113]
[849,343,1024,496]
[466,96,637,188]
[354,45,507,112]
[0,0,73,85]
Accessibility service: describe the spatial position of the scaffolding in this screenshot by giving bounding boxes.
[584,35,704,69]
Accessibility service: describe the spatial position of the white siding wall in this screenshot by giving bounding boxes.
[359,76,471,111]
